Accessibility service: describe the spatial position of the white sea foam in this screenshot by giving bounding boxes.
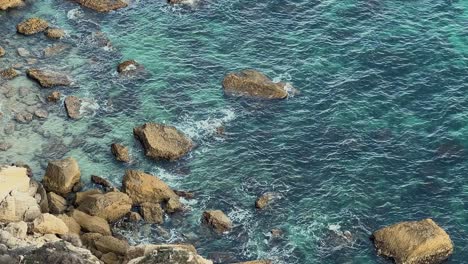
[67,8,83,20]
[178,107,237,141]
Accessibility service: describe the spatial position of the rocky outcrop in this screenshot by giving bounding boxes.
[372,219,453,264]
[126,244,213,264]
[0,0,24,10]
[27,68,72,88]
[17,18,48,35]
[122,170,182,211]
[77,192,132,222]
[45,28,65,39]
[133,123,193,161]
[202,210,232,233]
[64,95,82,119]
[70,209,112,236]
[47,192,67,214]
[222,69,289,99]
[139,202,164,224]
[33,213,69,235]
[76,0,128,12]
[42,157,81,196]
[111,143,130,162]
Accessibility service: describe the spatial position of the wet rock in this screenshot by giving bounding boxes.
[222,69,289,99]
[122,170,182,210]
[232,261,272,264]
[0,142,12,151]
[56,214,81,234]
[15,111,33,123]
[126,244,212,264]
[70,209,111,236]
[72,181,84,192]
[117,60,143,75]
[95,235,129,255]
[0,46,4,56]
[128,212,142,222]
[174,190,195,199]
[91,175,112,189]
[42,157,81,196]
[202,210,232,233]
[372,218,453,264]
[27,68,72,88]
[270,228,283,238]
[33,213,69,235]
[76,0,128,12]
[64,95,82,119]
[77,192,132,222]
[133,122,193,161]
[17,47,30,57]
[255,192,279,209]
[0,0,24,10]
[111,143,130,162]
[47,192,67,214]
[75,189,102,205]
[1,67,19,79]
[47,91,61,102]
[45,28,65,39]
[17,18,48,35]
[34,109,49,119]
[139,202,164,224]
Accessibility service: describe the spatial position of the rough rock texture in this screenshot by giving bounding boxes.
[126,244,213,264]
[76,0,128,12]
[122,170,182,209]
[372,219,454,264]
[111,143,130,162]
[34,109,49,119]
[47,91,61,102]
[128,212,142,222]
[70,209,111,236]
[0,0,24,10]
[5,221,28,239]
[17,18,48,35]
[0,46,5,56]
[95,235,129,255]
[65,95,82,119]
[45,28,65,39]
[1,67,20,79]
[77,192,132,222]
[0,166,30,201]
[33,213,69,235]
[222,69,289,99]
[232,261,272,264]
[75,189,102,205]
[117,60,143,75]
[47,192,67,214]
[43,157,81,196]
[57,214,81,234]
[27,68,72,88]
[139,202,164,224]
[202,210,232,233]
[255,192,279,209]
[133,123,193,161]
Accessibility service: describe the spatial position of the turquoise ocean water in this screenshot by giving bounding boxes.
[1,0,468,263]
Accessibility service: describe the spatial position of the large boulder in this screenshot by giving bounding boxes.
[139,202,164,224]
[133,123,193,161]
[95,235,129,255]
[17,18,48,35]
[222,69,289,99]
[64,96,82,119]
[202,210,232,233]
[0,0,24,10]
[75,189,102,205]
[70,209,111,236]
[77,192,132,222]
[126,244,213,264]
[27,68,72,88]
[111,143,130,162]
[76,0,128,12]
[372,218,453,264]
[33,213,69,235]
[122,170,182,210]
[56,214,81,234]
[42,157,81,196]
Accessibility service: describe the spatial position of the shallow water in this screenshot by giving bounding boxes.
[1,0,468,263]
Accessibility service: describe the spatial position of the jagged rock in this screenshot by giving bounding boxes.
[75,189,102,205]
[372,219,454,264]
[133,123,193,161]
[17,18,48,35]
[47,192,67,214]
[126,244,213,264]
[111,143,130,162]
[77,192,132,222]
[47,91,61,102]
[76,0,128,12]
[174,190,195,199]
[71,209,111,236]
[128,212,142,222]
[45,28,65,39]
[202,210,232,233]
[222,69,289,99]
[117,60,143,75]
[65,95,82,119]
[95,235,129,255]
[255,192,279,209]
[56,214,81,234]
[1,67,19,79]
[91,175,112,189]
[0,0,24,10]
[139,202,164,224]
[27,68,72,88]
[42,157,81,196]
[33,213,69,235]
[122,170,182,210]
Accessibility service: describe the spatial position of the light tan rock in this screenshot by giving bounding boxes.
[33,213,69,235]
[0,191,41,222]
[76,0,127,12]
[372,218,454,264]
[95,235,129,255]
[71,209,111,236]
[0,166,30,201]
[139,202,163,224]
[47,192,67,214]
[27,68,72,88]
[42,157,81,196]
[255,192,279,209]
[45,28,65,39]
[126,244,213,264]
[5,221,28,239]
[77,192,132,222]
[75,189,102,205]
[222,69,289,99]
[202,210,232,233]
[17,18,48,35]
[0,0,24,10]
[232,261,272,264]
[56,214,81,234]
[101,252,119,264]
[111,143,130,162]
[64,95,82,119]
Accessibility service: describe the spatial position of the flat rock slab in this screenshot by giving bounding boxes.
[27,68,72,88]
[76,0,128,12]
[222,69,289,99]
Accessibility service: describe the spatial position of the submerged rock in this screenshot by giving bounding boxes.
[0,46,5,56]
[42,157,81,196]
[47,91,61,102]
[15,111,33,123]
[133,123,193,161]
[77,192,132,222]
[222,69,290,99]
[372,218,453,264]
[255,192,279,209]
[27,68,72,88]
[202,210,232,233]
[232,261,272,264]
[64,96,82,119]
[0,67,19,79]
[117,60,143,75]
[34,109,49,119]
[17,18,49,35]
[45,28,65,39]
[111,143,130,162]
[76,0,128,12]
[17,47,30,57]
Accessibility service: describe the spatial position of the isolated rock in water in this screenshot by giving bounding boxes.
[255,192,279,209]
[45,28,65,39]
[0,0,24,10]
[372,218,453,264]
[126,244,213,264]
[42,157,81,196]
[222,69,289,99]
[1,67,19,79]
[232,261,273,264]
[133,123,193,161]
[34,109,49,119]
[47,91,61,102]
[17,47,30,57]
[76,0,128,12]
[122,170,182,209]
[47,192,67,214]
[33,213,69,235]
[111,143,130,162]
[70,209,111,235]
[202,210,232,233]
[77,192,132,222]
[140,202,164,224]
[64,96,82,119]
[95,235,129,255]
[0,46,5,56]
[117,60,143,75]
[17,18,48,35]
[27,68,72,87]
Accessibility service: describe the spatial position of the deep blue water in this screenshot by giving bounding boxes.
[1,0,468,263]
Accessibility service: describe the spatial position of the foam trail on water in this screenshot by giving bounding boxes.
[178,108,237,141]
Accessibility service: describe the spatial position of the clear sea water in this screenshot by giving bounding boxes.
[1,0,468,263]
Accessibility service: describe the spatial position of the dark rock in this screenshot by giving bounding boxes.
[139,202,164,224]
[174,190,195,199]
[91,175,112,189]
